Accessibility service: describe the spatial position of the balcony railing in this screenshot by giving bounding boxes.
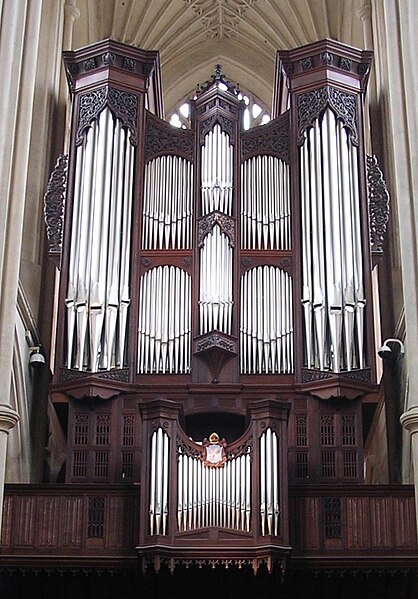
[2,484,416,571]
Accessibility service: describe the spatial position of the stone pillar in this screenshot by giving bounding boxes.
[400,409,418,528]
[0,405,20,538]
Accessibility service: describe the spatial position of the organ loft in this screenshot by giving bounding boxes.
[14,35,409,578]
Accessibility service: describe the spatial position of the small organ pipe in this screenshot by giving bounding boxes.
[240,266,293,374]
[240,155,291,250]
[142,155,193,250]
[138,267,191,374]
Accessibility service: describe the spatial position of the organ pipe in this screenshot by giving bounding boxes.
[241,156,291,250]
[240,266,293,374]
[149,428,170,535]
[201,125,233,216]
[300,108,365,373]
[177,447,251,532]
[65,108,134,372]
[138,266,191,373]
[142,155,193,250]
[260,428,280,536]
[199,225,233,335]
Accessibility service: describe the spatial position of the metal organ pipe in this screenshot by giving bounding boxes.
[300,108,365,372]
[149,428,170,535]
[240,156,291,250]
[65,108,134,371]
[240,266,293,374]
[199,226,233,335]
[142,155,193,250]
[259,428,280,536]
[138,266,191,373]
[201,125,233,216]
[176,446,251,532]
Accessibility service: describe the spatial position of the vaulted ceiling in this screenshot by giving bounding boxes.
[72,0,365,115]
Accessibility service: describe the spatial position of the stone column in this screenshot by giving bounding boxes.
[0,0,46,539]
[373,0,418,526]
[0,405,20,536]
[400,409,418,521]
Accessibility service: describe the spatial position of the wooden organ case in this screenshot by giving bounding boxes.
[47,39,379,573]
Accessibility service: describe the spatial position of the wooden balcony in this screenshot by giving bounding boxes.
[1,484,417,571]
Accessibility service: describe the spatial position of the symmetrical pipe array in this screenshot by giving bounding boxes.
[149,428,170,535]
[177,447,251,532]
[201,125,233,216]
[142,155,193,249]
[138,266,191,373]
[240,266,293,373]
[199,226,233,335]
[241,156,291,250]
[66,108,133,371]
[300,108,365,372]
[260,428,280,536]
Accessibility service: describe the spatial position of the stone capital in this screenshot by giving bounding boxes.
[0,404,20,433]
[400,407,418,434]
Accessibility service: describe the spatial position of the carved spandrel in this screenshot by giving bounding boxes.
[44,154,68,257]
[367,154,390,254]
[200,113,236,145]
[145,113,194,162]
[198,212,235,248]
[297,86,359,146]
[76,87,139,146]
[241,114,289,162]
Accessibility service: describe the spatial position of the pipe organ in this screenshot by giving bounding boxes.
[46,39,384,573]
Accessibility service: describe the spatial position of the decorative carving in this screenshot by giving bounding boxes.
[195,334,236,354]
[241,257,253,268]
[200,113,236,145]
[339,57,352,71]
[196,64,238,95]
[282,63,294,77]
[341,368,371,383]
[145,113,194,161]
[84,58,96,71]
[141,257,152,267]
[98,369,130,382]
[107,88,139,145]
[44,154,68,256]
[76,87,107,145]
[59,368,92,382]
[358,62,370,77]
[366,154,390,254]
[76,87,139,146]
[241,114,289,162]
[198,99,217,114]
[123,57,136,71]
[320,52,333,65]
[297,86,358,145]
[300,57,313,71]
[198,212,235,248]
[302,369,334,383]
[59,367,129,383]
[180,257,192,267]
[177,437,202,460]
[102,52,116,65]
[226,437,253,460]
[279,257,292,270]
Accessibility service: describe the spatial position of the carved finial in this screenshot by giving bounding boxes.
[214,64,222,79]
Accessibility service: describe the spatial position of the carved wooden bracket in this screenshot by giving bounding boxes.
[367,154,390,254]
[44,154,68,264]
[194,332,238,383]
